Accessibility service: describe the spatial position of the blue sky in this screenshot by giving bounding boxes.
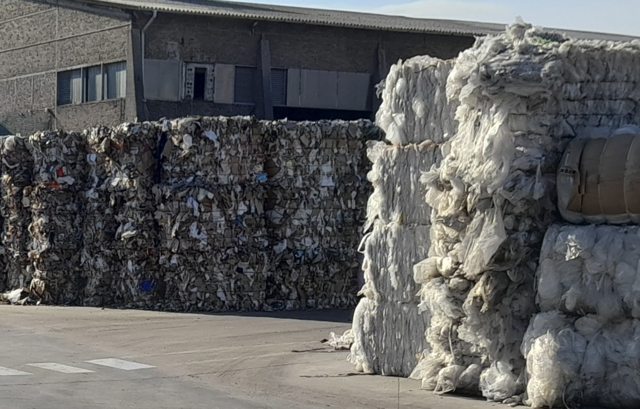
[233,0,640,36]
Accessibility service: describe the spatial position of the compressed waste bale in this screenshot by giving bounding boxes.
[411,21,640,402]
[534,225,640,408]
[344,56,454,383]
[157,116,269,312]
[26,131,87,304]
[376,56,458,145]
[155,183,269,312]
[523,311,640,409]
[365,141,441,227]
[538,224,640,319]
[360,221,430,303]
[558,125,640,224]
[349,297,430,377]
[160,116,264,185]
[0,135,33,290]
[81,127,122,306]
[0,117,378,311]
[110,123,160,309]
[263,119,377,310]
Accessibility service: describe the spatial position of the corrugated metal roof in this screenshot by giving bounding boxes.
[80,0,637,41]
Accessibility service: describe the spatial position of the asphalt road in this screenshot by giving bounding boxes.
[0,306,500,409]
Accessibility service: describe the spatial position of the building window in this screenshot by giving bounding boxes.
[234,66,256,104]
[57,69,83,105]
[271,68,287,106]
[105,62,127,100]
[85,66,103,102]
[184,63,214,101]
[57,62,126,106]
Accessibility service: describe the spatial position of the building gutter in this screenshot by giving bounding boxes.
[140,10,158,98]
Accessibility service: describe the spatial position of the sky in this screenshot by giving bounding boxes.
[231,0,640,37]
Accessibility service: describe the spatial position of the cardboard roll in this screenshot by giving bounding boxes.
[558,126,640,224]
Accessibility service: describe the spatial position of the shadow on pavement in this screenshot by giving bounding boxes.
[211,308,354,323]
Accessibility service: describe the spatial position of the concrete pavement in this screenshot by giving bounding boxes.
[0,306,500,409]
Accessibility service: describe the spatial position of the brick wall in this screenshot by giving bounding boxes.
[142,13,474,121]
[145,14,473,72]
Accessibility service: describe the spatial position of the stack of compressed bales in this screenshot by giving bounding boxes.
[263,120,378,310]
[80,127,121,306]
[411,22,640,403]
[348,57,456,377]
[0,117,379,311]
[0,210,4,293]
[26,131,87,304]
[411,25,565,400]
[105,123,160,309]
[0,135,33,291]
[524,224,640,408]
[156,117,269,312]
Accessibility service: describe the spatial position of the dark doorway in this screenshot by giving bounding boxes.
[193,67,207,100]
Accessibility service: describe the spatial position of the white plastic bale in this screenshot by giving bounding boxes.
[365,142,441,227]
[348,297,430,377]
[361,20,640,402]
[376,57,458,146]
[413,22,585,401]
[537,224,640,320]
[522,311,640,409]
[359,221,430,303]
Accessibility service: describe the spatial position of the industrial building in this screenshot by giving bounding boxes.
[0,0,634,135]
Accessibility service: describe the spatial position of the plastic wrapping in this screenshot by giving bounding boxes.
[360,221,430,303]
[411,20,640,402]
[532,225,640,408]
[346,19,640,405]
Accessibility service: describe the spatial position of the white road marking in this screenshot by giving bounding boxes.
[86,358,155,371]
[27,363,94,374]
[0,366,31,376]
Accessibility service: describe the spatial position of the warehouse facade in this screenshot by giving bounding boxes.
[0,0,635,136]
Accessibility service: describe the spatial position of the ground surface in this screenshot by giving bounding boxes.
[0,306,502,409]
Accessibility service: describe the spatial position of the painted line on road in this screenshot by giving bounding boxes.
[86,358,155,371]
[27,363,94,374]
[0,366,31,376]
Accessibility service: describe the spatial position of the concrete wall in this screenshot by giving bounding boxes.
[141,13,474,121]
[0,0,134,135]
[57,99,125,131]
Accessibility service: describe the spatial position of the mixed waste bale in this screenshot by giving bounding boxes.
[0,117,381,311]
